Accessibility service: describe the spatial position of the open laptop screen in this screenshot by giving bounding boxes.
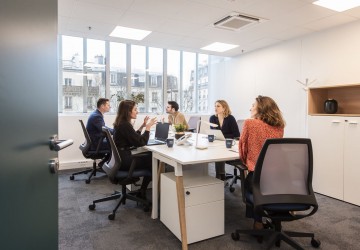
[154,122,170,141]
[147,122,170,145]
[206,129,225,141]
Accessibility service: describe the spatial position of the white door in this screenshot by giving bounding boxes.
[343,118,360,206]
[308,116,344,200]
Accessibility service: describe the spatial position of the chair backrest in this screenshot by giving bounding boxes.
[237,119,245,134]
[79,119,92,154]
[101,127,121,182]
[252,138,317,213]
[187,116,201,133]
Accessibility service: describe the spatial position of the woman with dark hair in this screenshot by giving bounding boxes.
[239,95,285,230]
[113,100,157,198]
[209,100,240,180]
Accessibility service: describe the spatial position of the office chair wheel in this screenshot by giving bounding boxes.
[108,213,115,220]
[85,179,91,184]
[229,186,235,192]
[311,238,321,248]
[69,175,74,180]
[231,232,240,241]
[88,204,95,210]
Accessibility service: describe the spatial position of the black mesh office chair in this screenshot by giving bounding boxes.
[225,119,245,189]
[231,138,321,250]
[69,120,109,184]
[187,116,201,133]
[88,127,151,220]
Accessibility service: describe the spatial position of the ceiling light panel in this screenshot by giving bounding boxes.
[109,26,152,40]
[313,0,360,12]
[201,42,239,52]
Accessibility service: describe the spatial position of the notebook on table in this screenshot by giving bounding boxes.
[147,123,170,146]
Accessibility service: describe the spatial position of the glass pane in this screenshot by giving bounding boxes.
[182,52,196,112]
[198,54,209,113]
[167,50,180,105]
[148,47,163,113]
[109,42,127,113]
[61,35,83,113]
[85,39,106,112]
[131,45,146,112]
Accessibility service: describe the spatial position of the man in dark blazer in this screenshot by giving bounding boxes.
[86,98,114,151]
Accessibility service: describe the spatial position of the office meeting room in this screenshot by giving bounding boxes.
[3,0,360,249]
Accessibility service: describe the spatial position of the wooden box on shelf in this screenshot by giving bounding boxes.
[308,84,360,116]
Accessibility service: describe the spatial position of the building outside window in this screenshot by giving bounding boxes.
[64,78,72,86]
[60,35,210,114]
[64,96,72,109]
[148,47,163,113]
[167,50,180,105]
[182,52,196,112]
[87,97,94,109]
[109,42,127,113]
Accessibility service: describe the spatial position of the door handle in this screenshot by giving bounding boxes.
[49,135,73,151]
[48,158,59,174]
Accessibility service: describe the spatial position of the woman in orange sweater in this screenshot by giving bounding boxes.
[239,95,286,229]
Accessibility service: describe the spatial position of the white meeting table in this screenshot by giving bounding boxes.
[144,136,239,250]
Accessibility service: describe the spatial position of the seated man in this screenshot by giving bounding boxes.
[86,98,114,152]
[165,101,188,129]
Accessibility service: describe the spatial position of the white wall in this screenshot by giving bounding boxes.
[58,113,210,169]
[209,20,360,137]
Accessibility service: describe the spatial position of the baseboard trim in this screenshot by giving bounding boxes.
[59,160,93,170]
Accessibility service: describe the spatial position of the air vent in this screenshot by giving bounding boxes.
[214,12,264,31]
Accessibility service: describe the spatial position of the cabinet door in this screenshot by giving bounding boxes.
[343,118,360,206]
[308,116,344,200]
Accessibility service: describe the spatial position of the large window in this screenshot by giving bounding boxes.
[85,39,105,112]
[131,45,146,112]
[109,42,127,113]
[198,54,209,113]
[182,52,196,112]
[60,36,83,112]
[148,47,163,113]
[60,35,210,114]
[167,50,180,105]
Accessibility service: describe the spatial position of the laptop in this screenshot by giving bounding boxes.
[147,122,170,146]
[206,129,226,141]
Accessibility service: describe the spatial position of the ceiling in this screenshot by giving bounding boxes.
[59,0,360,57]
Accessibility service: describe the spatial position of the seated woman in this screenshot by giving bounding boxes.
[239,95,285,230]
[113,100,157,198]
[209,100,240,180]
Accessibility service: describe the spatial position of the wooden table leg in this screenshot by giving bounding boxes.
[176,175,188,250]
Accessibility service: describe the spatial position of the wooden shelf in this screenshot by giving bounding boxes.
[308,84,360,116]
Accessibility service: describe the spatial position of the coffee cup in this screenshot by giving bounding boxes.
[225,138,236,148]
[208,134,215,142]
[166,138,174,148]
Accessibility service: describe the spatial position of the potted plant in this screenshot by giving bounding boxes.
[173,124,186,139]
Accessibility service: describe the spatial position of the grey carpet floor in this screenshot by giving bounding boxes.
[59,165,360,250]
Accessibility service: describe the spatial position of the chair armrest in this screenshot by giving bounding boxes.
[95,133,107,154]
[227,160,249,205]
[127,152,151,178]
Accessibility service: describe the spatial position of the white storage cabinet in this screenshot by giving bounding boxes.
[160,172,224,244]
